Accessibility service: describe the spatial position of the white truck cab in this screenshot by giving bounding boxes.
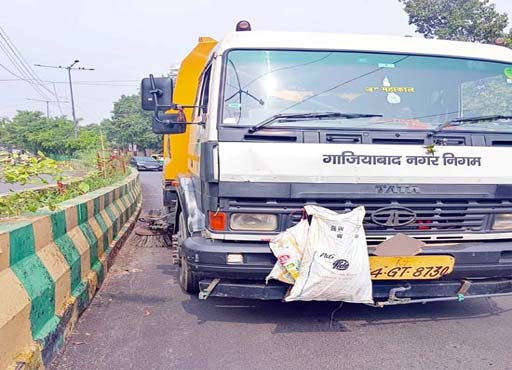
[142,27,512,304]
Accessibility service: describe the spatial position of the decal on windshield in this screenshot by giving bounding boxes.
[365,87,415,93]
[321,151,482,167]
[378,63,396,69]
[504,67,512,79]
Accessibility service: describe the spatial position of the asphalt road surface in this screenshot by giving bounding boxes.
[49,171,512,370]
[0,181,42,194]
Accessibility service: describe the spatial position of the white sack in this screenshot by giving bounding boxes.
[266,219,309,285]
[286,205,373,303]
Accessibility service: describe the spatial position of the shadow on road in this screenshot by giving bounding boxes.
[180,289,512,334]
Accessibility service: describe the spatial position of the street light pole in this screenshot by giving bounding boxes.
[67,60,79,137]
[35,60,94,138]
[26,98,68,119]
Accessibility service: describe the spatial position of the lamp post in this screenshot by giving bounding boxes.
[35,60,94,137]
[26,98,69,118]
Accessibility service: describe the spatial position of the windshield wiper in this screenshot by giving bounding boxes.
[225,58,265,109]
[432,115,512,134]
[225,89,265,106]
[248,112,382,133]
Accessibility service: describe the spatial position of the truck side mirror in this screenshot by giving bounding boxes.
[141,74,186,134]
[141,76,174,111]
[151,113,186,134]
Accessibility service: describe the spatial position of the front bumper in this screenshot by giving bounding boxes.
[197,278,512,301]
[181,236,512,300]
[138,165,162,171]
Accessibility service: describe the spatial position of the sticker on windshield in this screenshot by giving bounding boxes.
[365,86,415,93]
[378,63,395,69]
[387,93,401,104]
[228,102,242,109]
[504,67,512,79]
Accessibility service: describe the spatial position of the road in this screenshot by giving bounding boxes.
[50,171,512,370]
[0,181,42,194]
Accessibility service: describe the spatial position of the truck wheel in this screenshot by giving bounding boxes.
[179,255,200,294]
[177,213,200,293]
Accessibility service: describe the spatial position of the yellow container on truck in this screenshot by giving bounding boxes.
[161,37,217,212]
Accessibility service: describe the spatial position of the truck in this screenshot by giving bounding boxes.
[141,22,512,305]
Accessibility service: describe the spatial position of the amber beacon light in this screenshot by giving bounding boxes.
[236,20,252,32]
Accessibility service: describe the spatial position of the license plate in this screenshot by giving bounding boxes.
[369,256,455,280]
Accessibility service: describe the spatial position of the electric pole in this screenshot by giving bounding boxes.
[26,98,68,119]
[35,60,94,138]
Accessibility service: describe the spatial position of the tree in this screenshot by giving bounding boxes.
[504,31,512,47]
[0,118,8,147]
[1,111,101,156]
[101,94,160,152]
[399,0,510,44]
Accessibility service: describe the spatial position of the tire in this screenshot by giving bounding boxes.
[177,213,200,293]
[179,255,200,294]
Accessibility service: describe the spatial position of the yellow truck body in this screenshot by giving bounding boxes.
[162,37,217,191]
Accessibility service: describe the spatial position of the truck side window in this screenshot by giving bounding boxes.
[198,65,212,117]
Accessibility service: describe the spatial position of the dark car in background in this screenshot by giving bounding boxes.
[129,156,163,171]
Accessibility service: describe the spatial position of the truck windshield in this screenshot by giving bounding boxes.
[222,49,512,132]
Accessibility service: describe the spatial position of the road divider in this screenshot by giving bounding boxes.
[0,170,141,370]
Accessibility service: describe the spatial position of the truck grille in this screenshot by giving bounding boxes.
[227,198,512,234]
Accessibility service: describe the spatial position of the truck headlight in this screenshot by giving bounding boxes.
[492,214,512,230]
[230,213,278,231]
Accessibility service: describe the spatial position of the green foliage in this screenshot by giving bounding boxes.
[0,170,128,218]
[1,111,102,156]
[78,182,90,193]
[0,118,8,144]
[399,0,510,44]
[0,189,59,215]
[505,31,512,48]
[0,147,130,217]
[101,94,160,151]
[0,152,64,185]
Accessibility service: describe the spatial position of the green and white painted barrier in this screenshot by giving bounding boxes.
[0,170,141,370]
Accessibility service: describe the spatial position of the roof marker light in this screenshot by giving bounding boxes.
[236,20,252,32]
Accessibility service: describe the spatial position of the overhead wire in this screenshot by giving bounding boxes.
[0,61,25,80]
[0,40,51,100]
[52,82,64,116]
[0,78,138,86]
[0,26,136,122]
[0,25,57,99]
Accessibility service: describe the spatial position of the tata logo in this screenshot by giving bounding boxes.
[371,206,417,227]
[376,185,420,194]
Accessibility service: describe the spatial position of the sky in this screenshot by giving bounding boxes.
[1,0,511,125]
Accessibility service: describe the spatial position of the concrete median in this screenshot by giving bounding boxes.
[0,170,141,370]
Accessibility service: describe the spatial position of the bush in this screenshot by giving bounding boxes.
[0,150,129,218]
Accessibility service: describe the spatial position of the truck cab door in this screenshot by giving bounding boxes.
[188,64,213,176]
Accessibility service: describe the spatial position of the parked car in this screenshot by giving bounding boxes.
[129,156,163,171]
[151,154,164,166]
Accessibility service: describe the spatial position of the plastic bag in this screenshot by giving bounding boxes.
[266,219,309,285]
[286,205,373,303]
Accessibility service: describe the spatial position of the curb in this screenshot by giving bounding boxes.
[0,171,141,370]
